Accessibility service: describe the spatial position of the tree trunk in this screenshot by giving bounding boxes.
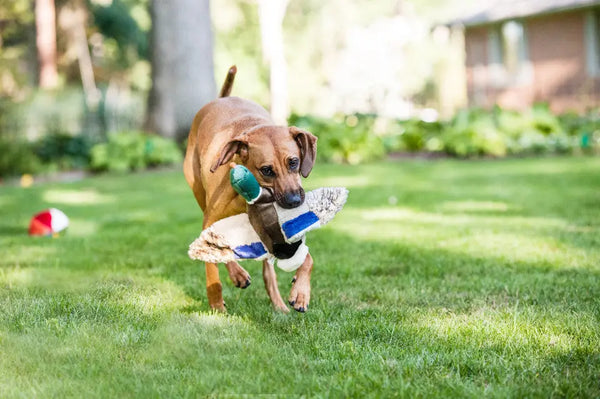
[35,0,58,88]
[58,3,100,109]
[146,0,216,141]
[258,0,289,125]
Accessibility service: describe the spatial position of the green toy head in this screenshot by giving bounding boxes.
[230,164,261,203]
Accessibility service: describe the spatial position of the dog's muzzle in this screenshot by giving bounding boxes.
[276,189,305,209]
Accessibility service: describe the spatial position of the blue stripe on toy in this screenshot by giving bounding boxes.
[233,242,267,259]
[281,211,320,239]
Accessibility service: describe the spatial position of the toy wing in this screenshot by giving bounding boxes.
[188,213,269,264]
[276,187,349,243]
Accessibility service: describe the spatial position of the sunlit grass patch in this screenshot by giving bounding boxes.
[414,306,581,353]
[441,200,512,212]
[42,189,116,205]
[66,218,99,236]
[1,245,58,268]
[0,266,33,288]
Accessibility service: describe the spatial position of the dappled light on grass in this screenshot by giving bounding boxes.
[435,231,594,268]
[355,207,564,226]
[66,219,98,237]
[1,245,57,268]
[42,189,115,205]
[158,312,251,337]
[331,206,596,268]
[0,266,33,288]
[441,200,511,212]
[430,158,599,178]
[0,158,599,397]
[413,307,579,354]
[3,267,108,291]
[0,264,193,307]
[117,279,194,315]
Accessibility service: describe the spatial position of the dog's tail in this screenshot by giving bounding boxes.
[219,65,237,98]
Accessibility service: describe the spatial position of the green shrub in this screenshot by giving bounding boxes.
[289,113,386,164]
[90,131,182,172]
[34,133,93,170]
[559,111,600,153]
[90,134,143,172]
[144,134,185,166]
[291,105,597,163]
[0,137,40,177]
[440,105,579,157]
[494,104,574,155]
[435,108,504,157]
[387,119,444,153]
[529,103,563,135]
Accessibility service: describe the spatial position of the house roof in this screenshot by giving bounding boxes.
[450,0,600,27]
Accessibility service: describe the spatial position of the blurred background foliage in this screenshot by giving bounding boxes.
[292,106,600,164]
[0,0,598,179]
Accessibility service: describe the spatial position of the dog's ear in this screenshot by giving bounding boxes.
[289,126,318,178]
[210,138,249,173]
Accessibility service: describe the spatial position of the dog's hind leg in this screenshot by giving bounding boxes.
[262,259,289,313]
[205,262,226,312]
[225,261,251,289]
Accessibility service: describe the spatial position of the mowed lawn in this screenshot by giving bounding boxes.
[1,157,599,398]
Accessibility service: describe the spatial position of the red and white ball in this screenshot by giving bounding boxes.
[28,208,69,236]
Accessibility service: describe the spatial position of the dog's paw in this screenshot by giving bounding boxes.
[273,301,290,313]
[235,276,251,289]
[226,261,251,289]
[209,301,227,313]
[288,278,310,313]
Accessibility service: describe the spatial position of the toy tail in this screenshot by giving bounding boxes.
[188,226,236,263]
[219,65,237,98]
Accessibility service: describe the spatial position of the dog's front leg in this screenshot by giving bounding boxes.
[262,259,289,313]
[288,253,313,313]
[205,262,226,312]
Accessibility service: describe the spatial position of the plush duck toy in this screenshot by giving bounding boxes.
[188,164,348,272]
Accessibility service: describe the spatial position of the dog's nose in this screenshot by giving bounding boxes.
[283,192,303,208]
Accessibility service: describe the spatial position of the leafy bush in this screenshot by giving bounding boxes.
[559,111,600,153]
[494,104,575,155]
[289,113,386,164]
[292,104,597,163]
[394,104,586,158]
[0,137,40,177]
[34,133,94,170]
[444,109,507,157]
[144,134,184,166]
[384,119,444,153]
[90,132,182,172]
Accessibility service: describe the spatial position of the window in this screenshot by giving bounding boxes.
[487,20,532,86]
[585,10,600,77]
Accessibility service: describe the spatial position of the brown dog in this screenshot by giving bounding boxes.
[183,66,317,313]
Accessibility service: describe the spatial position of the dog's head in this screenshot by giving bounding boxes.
[210,126,317,209]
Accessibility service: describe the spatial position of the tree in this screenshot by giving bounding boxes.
[35,0,58,88]
[146,0,216,141]
[258,0,289,125]
[58,2,100,109]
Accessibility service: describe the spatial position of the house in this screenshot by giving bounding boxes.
[451,0,600,112]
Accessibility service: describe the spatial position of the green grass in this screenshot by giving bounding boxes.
[1,157,599,398]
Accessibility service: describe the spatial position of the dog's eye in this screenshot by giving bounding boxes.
[288,158,299,171]
[260,166,275,177]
